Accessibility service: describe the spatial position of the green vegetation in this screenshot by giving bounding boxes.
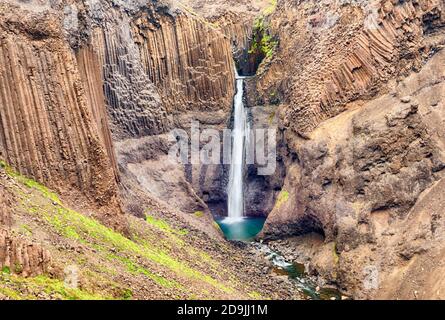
[274,190,289,210]
[108,253,181,289]
[0,161,236,298]
[194,211,204,218]
[248,291,263,299]
[249,16,278,60]
[263,0,277,16]
[0,274,109,300]
[2,266,11,275]
[145,214,189,236]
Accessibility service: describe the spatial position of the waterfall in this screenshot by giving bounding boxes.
[226,70,248,222]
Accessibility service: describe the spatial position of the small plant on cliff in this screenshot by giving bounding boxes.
[263,0,277,16]
[248,17,278,60]
[274,190,289,210]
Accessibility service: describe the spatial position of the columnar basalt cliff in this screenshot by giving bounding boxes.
[253,0,445,136]
[0,1,303,300]
[0,2,123,229]
[178,0,273,74]
[1,0,445,301]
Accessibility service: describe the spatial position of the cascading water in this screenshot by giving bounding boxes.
[217,69,264,241]
[226,70,249,223]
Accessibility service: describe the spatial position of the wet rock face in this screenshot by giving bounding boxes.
[254,0,445,137]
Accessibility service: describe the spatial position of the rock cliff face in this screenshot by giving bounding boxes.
[0,2,123,229]
[0,1,299,299]
[256,0,445,299]
[0,182,51,277]
[253,0,445,136]
[0,0,239,223]
[179,0,272,74]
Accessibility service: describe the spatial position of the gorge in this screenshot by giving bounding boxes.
[1,0,445,301]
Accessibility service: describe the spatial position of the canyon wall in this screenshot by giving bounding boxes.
[256,0,445,299]
[0,1,123,228]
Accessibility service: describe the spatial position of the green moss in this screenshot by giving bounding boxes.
[274,190,289,210]
[263,0,277,16]
[248,16,278,60]
[146,215,188,236]
[194,211,204,218]
[2,266,11,274]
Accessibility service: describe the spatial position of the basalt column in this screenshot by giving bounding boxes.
[0,3,123,228]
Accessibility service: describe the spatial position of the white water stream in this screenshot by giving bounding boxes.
[226,70,249,223]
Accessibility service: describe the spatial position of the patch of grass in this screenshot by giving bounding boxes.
[248,291,263,299]
[20,224,33,236]
[194,211,204,218]
[2,266,11,274]
[146,215,188,236]
[0,160,60,205]
[249,16,278,59]
[0,273,109,300]
[0,282,22,300]
[109,253,182,290]
[263,0,277,16]
[274,190,289,210]
[121,288,133,300]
